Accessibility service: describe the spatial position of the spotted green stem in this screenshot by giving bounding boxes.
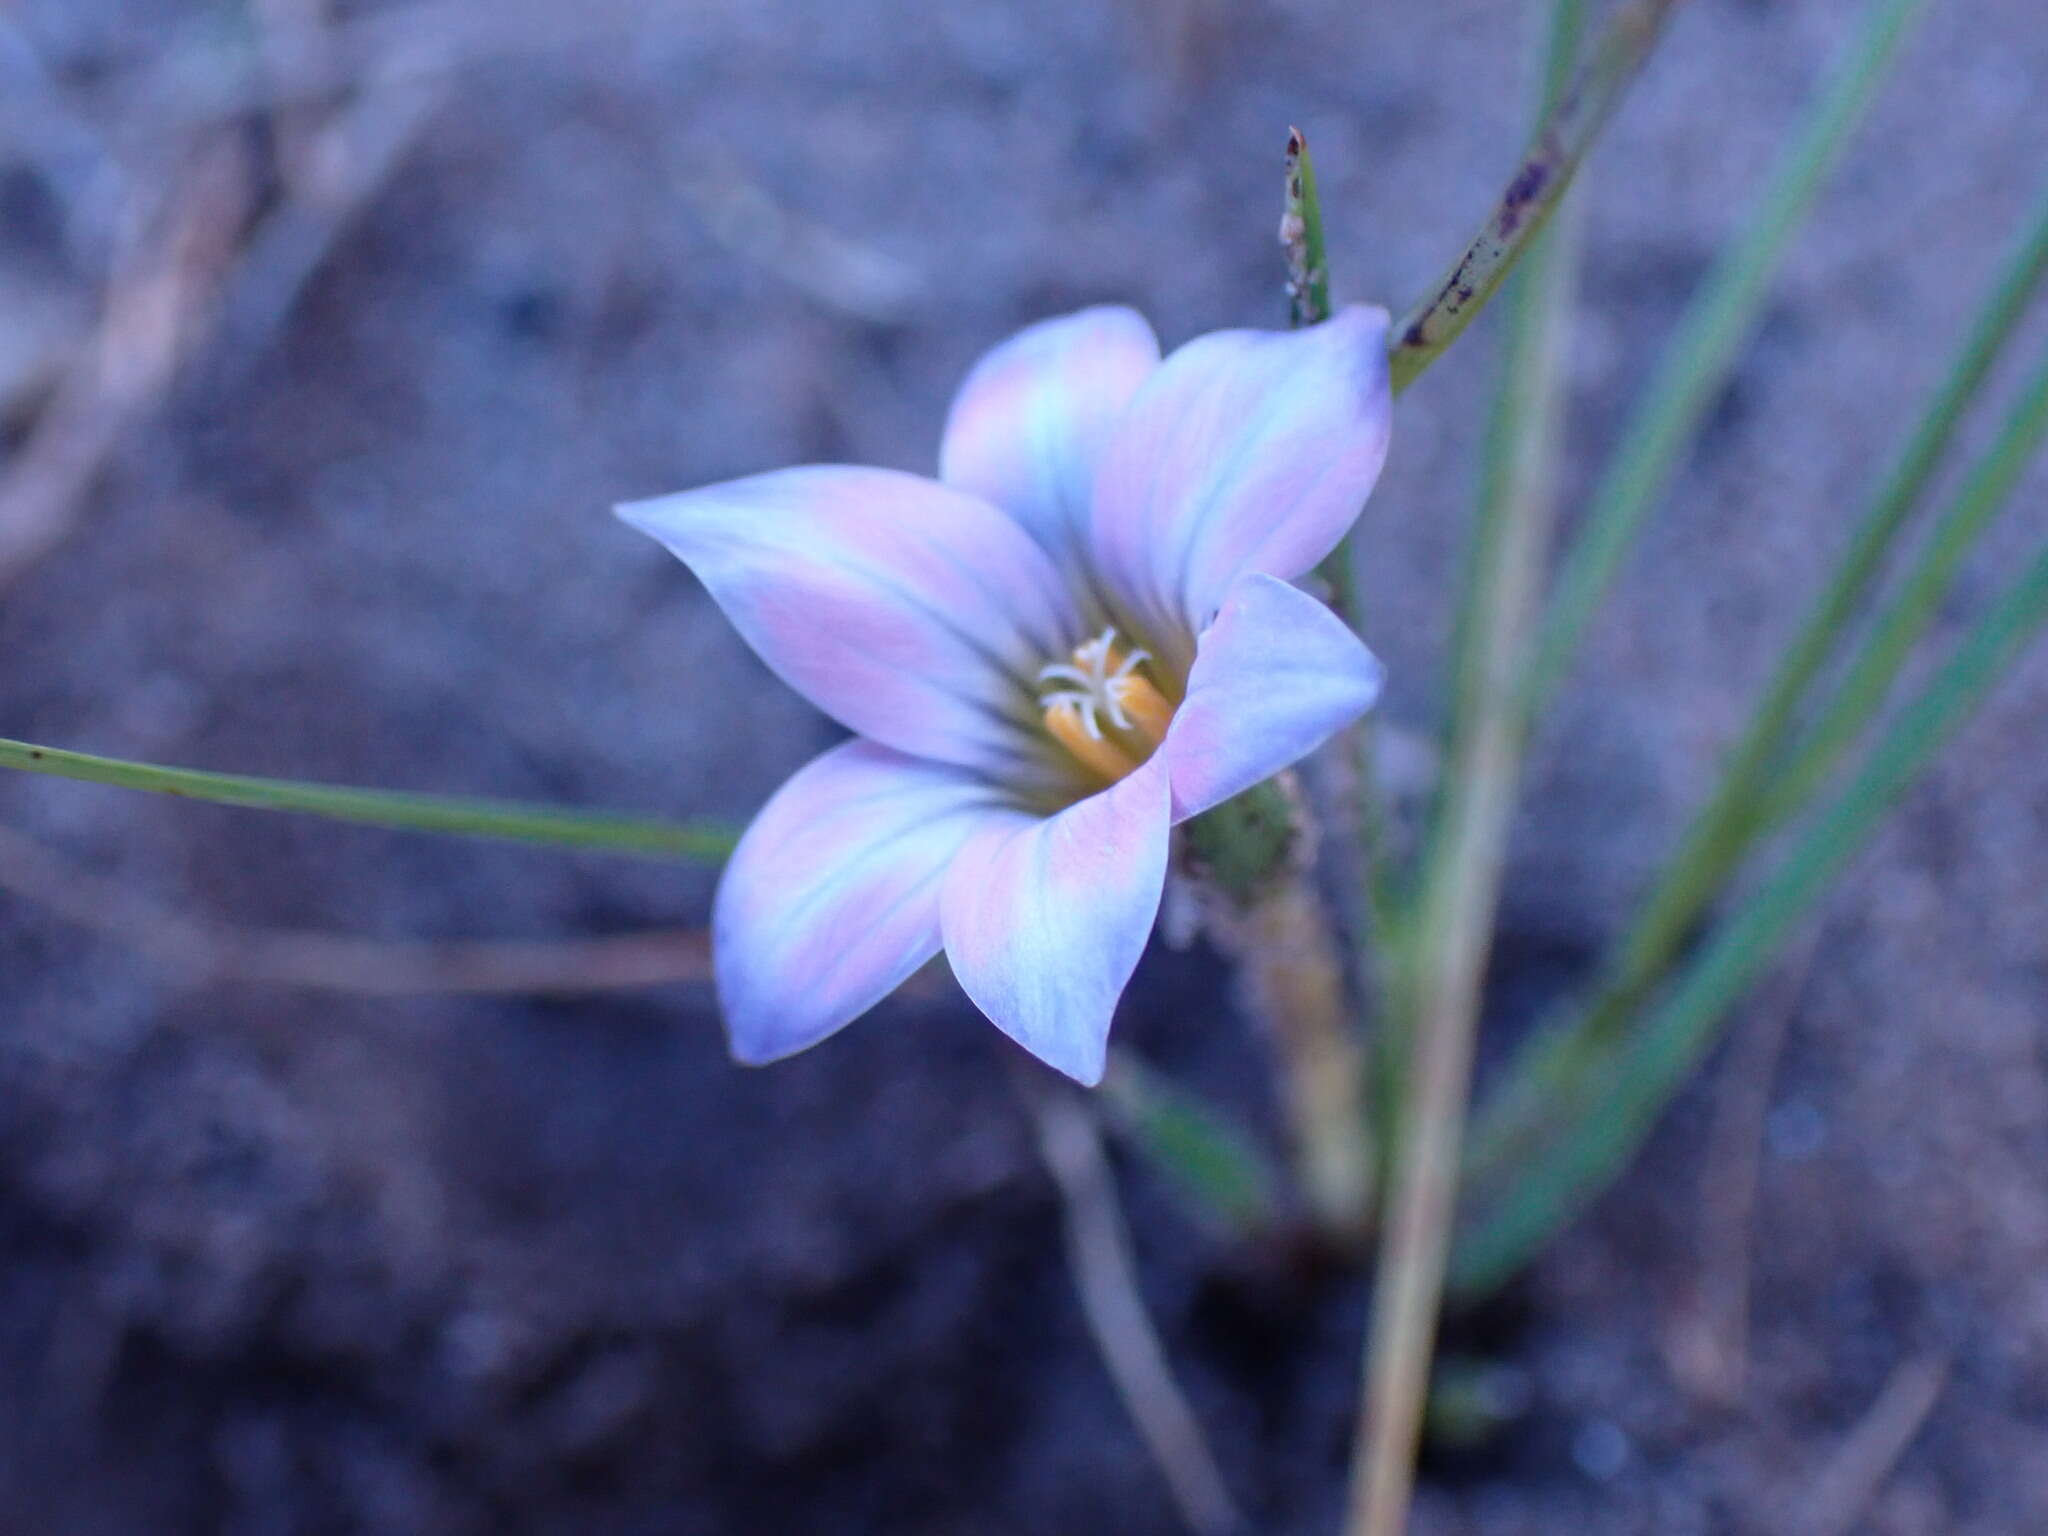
[1384,0,1684,396]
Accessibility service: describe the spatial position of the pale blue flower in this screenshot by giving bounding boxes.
[620,305,1392,1083]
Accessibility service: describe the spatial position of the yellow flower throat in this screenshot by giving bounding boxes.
[1037,628,1174,785]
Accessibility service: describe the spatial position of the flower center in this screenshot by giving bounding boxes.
[1037,627,1174,785]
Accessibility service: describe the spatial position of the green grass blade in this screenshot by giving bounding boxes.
[1098,1051,1282,1238]
[1285,127,1333,330]
[1736,183,2048,792]
[1765,341,2048,820]
[0,736,738,861]
[1516,0,1932,723]
[1451,537,2048,1298]
[1465,183,2048,1181]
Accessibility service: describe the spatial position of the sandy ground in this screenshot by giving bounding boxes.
[1,0,2044,1530]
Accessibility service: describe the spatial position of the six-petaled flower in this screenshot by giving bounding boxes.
[620,304,1393,1083]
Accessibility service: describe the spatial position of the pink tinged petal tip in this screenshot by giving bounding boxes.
[619,466,1082,774]
[714,741,1011,1065]
[939,306,1160,570]
[1163,572,1386,822]
[939,755,1173,1085]
[1089,304,1393,651]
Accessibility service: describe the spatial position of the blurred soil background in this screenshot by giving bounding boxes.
[1,0,2045,1531]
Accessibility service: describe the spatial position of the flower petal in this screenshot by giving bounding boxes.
[939,756,1172,1085]
[938,306,1160,570]
[715,740,1011,1064]
[620,466,1082,774]
[1163,572,1385,821]
[1089,305,1392,656]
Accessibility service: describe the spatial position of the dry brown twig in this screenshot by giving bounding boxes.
[1018,1072,1241,1536]
[118,1,694,124]
[0,5,445,593]
[0,820,710,996]
[1795,1352,1950,1536]
[0,132,255,590]
[668,144,925,326]
[0,16,133,263]
[1,4,909,592]
[222,0,449,363]
[218,78,447,365]
[1664,927,1827,1408]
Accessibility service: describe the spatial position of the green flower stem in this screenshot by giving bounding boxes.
[1516,0,1933,726]
[1234,863,1377,1242]
[1345,2,1587,1530]
[0,736,737,861]
[1465,184,2048,1183]
[1451,534,2048,1298]
[1187,775,1375,1241]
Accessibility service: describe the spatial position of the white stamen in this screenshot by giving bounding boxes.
[1036,627,1151,739]
[1040,689,1102,737]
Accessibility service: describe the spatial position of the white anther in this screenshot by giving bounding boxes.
[1040,690,1102,738]
[1036,628,1150,739]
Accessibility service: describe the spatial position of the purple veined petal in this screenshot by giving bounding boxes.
[938,306,1161,573]
[1163,571,1385,822]
[1088,305,1392,656]
[620,466,1083,773]
[939,755,1172,1085]
[715,739,1015,1065]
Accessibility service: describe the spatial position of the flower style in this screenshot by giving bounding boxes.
[619,305,1393,1084]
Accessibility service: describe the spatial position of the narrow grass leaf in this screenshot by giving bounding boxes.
[1098,1051,1282,1238]
[1466,187,2048,1181]
[0,736,738,861]
[1517,0,1933,723]
[1452,538,2048,1297]
[1765,342,2048,820]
